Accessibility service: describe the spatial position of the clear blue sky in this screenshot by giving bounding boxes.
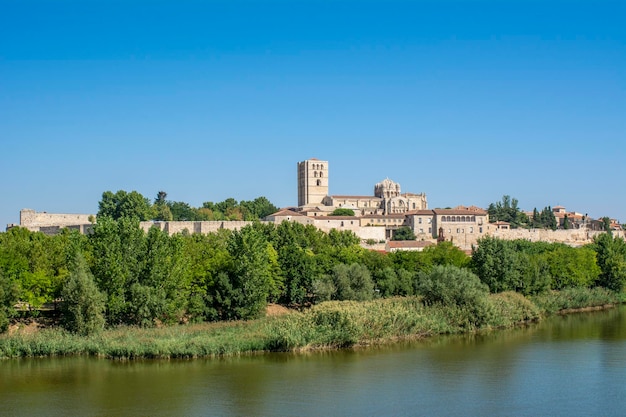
[1,0,624,227]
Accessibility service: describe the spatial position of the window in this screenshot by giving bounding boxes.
[470,227,473,233]
[319,172,323,177]
[418,218,422,224]
[456,228,460,233]
[479,227,483,233]
[419,228,424,233]
[314,171,318,177]
[428,218,432,224]
[428,227,432,233]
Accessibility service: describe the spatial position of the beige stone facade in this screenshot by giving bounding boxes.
[297,158,328,207]
[10,159,624,253]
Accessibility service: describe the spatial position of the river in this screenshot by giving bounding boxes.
[2,305,625,416]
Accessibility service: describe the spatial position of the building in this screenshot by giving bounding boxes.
[297,158,328,207]
[298,158,428,216]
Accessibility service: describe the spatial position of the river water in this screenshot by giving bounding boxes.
[2,306,625,417]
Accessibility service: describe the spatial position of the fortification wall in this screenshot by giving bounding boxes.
[487,228,625,246]
[139,221,271,235]
[20,209,93,228]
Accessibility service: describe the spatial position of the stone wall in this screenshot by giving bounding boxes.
[139,221,270,235]
[489,228,625,246]
[20,209,93,229]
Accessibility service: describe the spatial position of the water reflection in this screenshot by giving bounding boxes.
[1,306,625,417]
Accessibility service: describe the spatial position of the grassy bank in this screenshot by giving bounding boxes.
[0,288,620,359]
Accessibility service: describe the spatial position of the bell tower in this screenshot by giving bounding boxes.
[297,158,329,206]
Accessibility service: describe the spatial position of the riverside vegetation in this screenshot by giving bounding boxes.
[1,191,625,359]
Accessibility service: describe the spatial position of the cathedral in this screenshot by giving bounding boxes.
[297,158,428,216]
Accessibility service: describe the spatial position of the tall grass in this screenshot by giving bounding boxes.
[531,287,618,314]
[0,288,620,359]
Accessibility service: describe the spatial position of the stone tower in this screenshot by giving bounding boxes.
[297,158,329,206]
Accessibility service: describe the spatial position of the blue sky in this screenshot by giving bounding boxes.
[1,0,624,227]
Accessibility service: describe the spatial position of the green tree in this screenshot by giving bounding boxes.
[168,201,197,221]
[61,255,106,335]
[330,208,355,216]
[591,233,626,291]
[392,226,416,241]
[240,197,279,220]
[422,241,470,268]
[544,245,600,289]
[416,265,494,328]
[471,236,524,293]
[563,214,571,230]
[181,230,233,321]
[98,190,153,220]
[153,191,173,221]
[0,268,19,333]
[314,263,375,302]
[487,195,529,228]
[89,217,146,324]
[224,225,275,319]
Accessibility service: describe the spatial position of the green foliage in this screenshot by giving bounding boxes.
[0,268,19,333]
[471,237,602,294]
[200,196,278,221]
[531,206,558,230]
[98,190,153,220]
[89,217,145,324]
[330,208,355,216]
[392,226,416,241]
[531,287,619,314]
[416,265,489,307]
[487,195,529,228]
[591,233,626,291]
[416,265,494,328]
[313,263,375,302]
[224,225,276,319]
[544,246,600,289]
[422,241,470,269]
[0,227,70,314]
[61,255,105,335]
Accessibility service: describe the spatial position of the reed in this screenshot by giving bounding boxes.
[0,288,620,359]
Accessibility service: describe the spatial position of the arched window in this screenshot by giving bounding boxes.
[316,179,321,186]
[319,172,323,177]
[456,216,461,222]
[314,171,318,177]
[321,164,324,170]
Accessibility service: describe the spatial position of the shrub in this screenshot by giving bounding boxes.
[61,255,106,336]
[416,265,494,328]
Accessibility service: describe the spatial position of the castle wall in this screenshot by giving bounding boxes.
[488,228,625,246]
[20,209,93,229]
[139,221,272,235]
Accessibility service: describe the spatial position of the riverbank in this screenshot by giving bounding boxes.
[0,287,620,359]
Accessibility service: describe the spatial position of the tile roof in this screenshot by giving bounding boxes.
[269,209,306,217]
[433,208,487,215]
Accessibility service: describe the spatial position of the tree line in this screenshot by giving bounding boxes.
[1,190,625,335]
[486,194,620,231]
[98,190,279,222]
[2,219,625,334]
